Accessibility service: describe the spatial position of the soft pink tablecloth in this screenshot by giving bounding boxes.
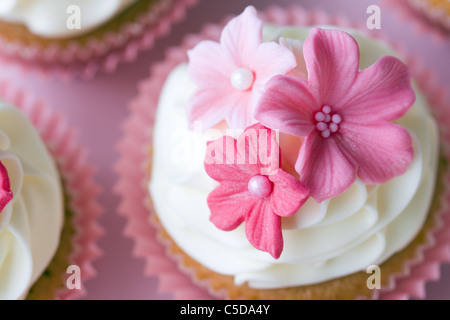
[1,0,449,299]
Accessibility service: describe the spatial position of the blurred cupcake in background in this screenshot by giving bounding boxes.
[407,0,450,31]
[384,0,450,41]
[0,79,103,300]
[0,0,198,79]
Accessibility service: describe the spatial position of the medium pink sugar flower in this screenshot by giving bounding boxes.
[0,161,13,214]
[204,123,310,259]
[186,6,297,130]
[254,27,415,202]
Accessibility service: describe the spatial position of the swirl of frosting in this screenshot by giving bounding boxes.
[149,25,439,289]
[0,0,138,38]
[0,101,63,299]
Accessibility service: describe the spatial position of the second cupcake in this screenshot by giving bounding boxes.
[0,0,197,78]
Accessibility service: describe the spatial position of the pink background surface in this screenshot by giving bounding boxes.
[1,0,449,299]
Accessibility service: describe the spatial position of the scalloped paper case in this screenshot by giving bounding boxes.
[115,5,450,300]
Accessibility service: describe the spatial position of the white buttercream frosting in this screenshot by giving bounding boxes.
[149,25,439,289]
[0,0,138,38]
[0,101,63,299]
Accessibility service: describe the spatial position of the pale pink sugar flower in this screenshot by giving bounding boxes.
[254,27,415,202]
[186,6,297,130]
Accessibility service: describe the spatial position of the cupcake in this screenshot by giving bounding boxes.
[0,80,102,300]
[407,0,450,31]
[384,0,450,41]
[0,0,198,78]
[116,5,450,299]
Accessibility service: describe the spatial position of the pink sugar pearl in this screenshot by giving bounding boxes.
[248,175,273,198]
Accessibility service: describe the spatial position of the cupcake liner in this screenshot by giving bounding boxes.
[0,0,198,80]
[115,5,450,299]
[0,80,104,300]
[383,0,450,43]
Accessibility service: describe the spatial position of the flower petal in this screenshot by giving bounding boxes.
[208,184,255,231]
[204,124,281,182]
[303,27,360,106]
[245,200,284,258]
[225,91,256,129]
[337,122,414,184]
[204,135,258,182]
[186,86,244,130]
[340,56,415,123]
[236,123,281,175]
[252,41,297,92]
[269,170,310,217]
[296,131,357,202]
[220,6,262,67]
[0,161,13,213]
[187,40,235,87]
[254,75,317,137]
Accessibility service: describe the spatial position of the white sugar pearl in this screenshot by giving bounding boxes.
[230,68,255,91]
[315,112,325,122]
[322,105,331,114]
[316,122,327,131]
[332,114,342,124]
[321,129,331,138]
[329,123,339,133]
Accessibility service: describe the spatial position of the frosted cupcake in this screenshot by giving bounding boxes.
[384,0,450,41]
[0,0,197,78]
[117,6,450,299]
[0,81,102,300]
[407,0,450,31]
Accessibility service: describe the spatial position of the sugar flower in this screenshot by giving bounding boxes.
[186,6,297,130]
[0,161,13,213]
[254,27,415,202]
[204,123,310,259]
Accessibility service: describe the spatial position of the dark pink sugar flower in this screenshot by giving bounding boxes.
[186,6,296,130]
[254,27,415,202]
[204,123,309,259]
[0,161,13,214]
